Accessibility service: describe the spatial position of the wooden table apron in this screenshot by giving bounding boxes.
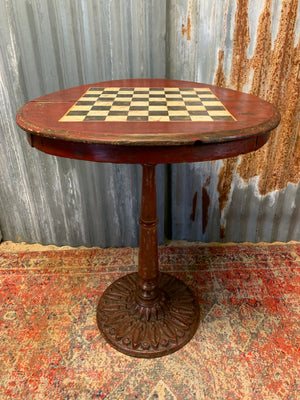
[16,79,280,358]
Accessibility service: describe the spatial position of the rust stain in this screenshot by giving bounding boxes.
[214,50,227,87]
[217,157,237,214]
[249,0,272,98]
[229,0,251,91]
[204,176,211,187]
[190,191,198,221]
[215,0,300,215]
[202,186,210,234]
[182,1,192,40]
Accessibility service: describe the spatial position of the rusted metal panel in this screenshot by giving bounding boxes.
[0,0,299,246]
[216,0,300,241]
[216,0,300,193]
[169,0,299,242]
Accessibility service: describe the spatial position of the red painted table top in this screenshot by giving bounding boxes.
[16,79,280,164]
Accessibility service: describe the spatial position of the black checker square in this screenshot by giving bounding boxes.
[68,110,89,116]
[60,87,236,122]
[169,115,192,121]
[91,106,111,110]
[84,115,106,121]
[82,93,100,98]
[168,106,187,111]
[127,116,149,121]
[134,90,150,94]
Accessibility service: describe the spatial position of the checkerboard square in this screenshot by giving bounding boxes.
[87,110,108,116]
[148,115,170,121]
[168,110,190,116]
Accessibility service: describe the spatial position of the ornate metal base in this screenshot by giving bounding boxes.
[97,272,200,358]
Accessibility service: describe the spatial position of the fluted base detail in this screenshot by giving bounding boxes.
[97,272,200,358]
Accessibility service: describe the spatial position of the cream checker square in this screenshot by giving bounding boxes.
[168,110,189,116]
[79,96,99,101]
[101,93,117,98]
[148,115,170,121]
[128,111,148,116]
[87,110,108,116]
[110,106,130,111]
[105,115,128,121]
[60,115,86,121]
[132,94,149,98]
[165,94,183,98]
[72,105,92,111]
[183,97,202,102]
[94,101,113,106]
[131,101,149,106]
[190,115,213,121]
[113,98,130,103]
[185,105,206,111]
[87,90,103,95]
[166,101,186,106]
[149,106,168,111]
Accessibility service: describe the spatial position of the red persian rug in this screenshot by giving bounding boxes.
[0,242,299,399]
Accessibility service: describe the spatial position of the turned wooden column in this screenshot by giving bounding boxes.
[137,164,160,311]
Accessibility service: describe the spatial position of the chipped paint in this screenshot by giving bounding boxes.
[216,0,300,225]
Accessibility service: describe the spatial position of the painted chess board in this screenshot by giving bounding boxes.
[60,87,236,122]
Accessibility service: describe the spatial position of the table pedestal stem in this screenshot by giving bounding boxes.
[137,164,160,315]
[97,164,200,358]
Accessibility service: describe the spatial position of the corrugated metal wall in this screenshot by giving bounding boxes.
[0,0,299,247]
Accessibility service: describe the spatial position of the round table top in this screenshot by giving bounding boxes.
[16,79,280,164]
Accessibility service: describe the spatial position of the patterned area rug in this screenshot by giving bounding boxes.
[0,243,299,399]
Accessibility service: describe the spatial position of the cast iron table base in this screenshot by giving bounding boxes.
[97,272,200,358]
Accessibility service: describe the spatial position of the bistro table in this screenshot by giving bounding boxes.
[16,79,280,358]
